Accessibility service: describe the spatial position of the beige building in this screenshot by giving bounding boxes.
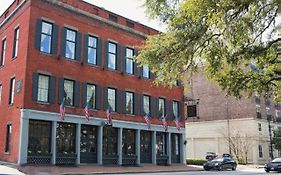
[185,72,281,164]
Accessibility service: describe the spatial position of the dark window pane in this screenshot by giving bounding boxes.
[80,125,97,153]
[56,122,76,154]
[103,127,117,156]
[28,120,51,154]
[5,124,12,152]
[122,129,135,155]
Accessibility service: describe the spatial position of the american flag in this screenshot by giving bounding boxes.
[162,115,168,132]
[106,108,112,125]
[144,112,152,129]
[174,118,181,131]
[84,103,90,122]
[60,98,65,121]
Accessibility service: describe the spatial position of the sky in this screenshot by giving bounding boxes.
[0,0,165,31]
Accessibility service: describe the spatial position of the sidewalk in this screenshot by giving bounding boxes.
[17,164,202,175]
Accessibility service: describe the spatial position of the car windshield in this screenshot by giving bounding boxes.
[211,158,223,162]
[272,158,281,162]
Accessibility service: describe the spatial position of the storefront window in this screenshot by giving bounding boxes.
[156,132,167,156]
[28,120,51,154]
[122,129,135,156]
[56,123,76,154]
[103,127,117,156]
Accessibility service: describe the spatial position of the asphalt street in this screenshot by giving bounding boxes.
[103,166,271,175]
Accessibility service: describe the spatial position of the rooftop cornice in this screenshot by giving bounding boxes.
[42,0,148,39]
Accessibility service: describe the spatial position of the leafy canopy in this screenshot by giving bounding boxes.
[273,127,281,151]
[137,0,281,101]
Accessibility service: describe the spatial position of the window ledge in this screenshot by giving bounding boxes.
[125,114,135,117]
[39,51,55,57]
[65,105,75,109]
[36,101,51,105]
[0,65,4,69]
[4,152,10,155]
[105,67,121,73]
[8,103,14,107]
[63,57,80,63]
[11,56,17,60]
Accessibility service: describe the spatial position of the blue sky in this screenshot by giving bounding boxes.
[0,0,165,31]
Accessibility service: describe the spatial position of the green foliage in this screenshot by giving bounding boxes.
[137,0,281,101]
[272,127,281,151]
[186,158,207,165]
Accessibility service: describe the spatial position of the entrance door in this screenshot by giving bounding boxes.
[80,125,97,163]
[140,130,152,163]
[171,133,180,163]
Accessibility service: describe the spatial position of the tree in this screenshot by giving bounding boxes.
[272,127,281,151]
[137,0,281,101]
[219,127,252,164]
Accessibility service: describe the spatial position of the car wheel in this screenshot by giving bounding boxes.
[204,168,210,171]
[217,165,223,171]
[232,164,236,171]
[265,169,270,173]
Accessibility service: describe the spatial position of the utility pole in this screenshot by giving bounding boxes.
[226,95,231,155]
[265,92,274,160]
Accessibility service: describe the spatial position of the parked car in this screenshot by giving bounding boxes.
[203,157,237,171]
[205,152,217,161]
[264,158,281,173]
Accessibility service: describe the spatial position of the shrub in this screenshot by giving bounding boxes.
[186,158,207,165]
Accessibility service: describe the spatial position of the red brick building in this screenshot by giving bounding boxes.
[0,0,185,165]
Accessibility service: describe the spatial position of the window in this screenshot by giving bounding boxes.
[122,129,135,156]
[87,36,97,64]
[156,132,167,156]
[28,120,51,154]
[56,123,76,154]
[103,127,117,156]
[37,74,50,102]
[9,77,15,104]
[158,98,165,118]
[173,101,179,119]
[13,27,19,58]
[126,21,134,28]
[65,29,76,59]
[256,104,261,119]
[0,84,2,103]
[187,105,197,117]
[258,145,263,158]
[5,124,12,153]
[126,92,134,114]
[40,21,53,54]
[258,123,262,131]
[126,48,134,74]
[108,42,117,70]
[142,65,149,78]
[143,95,150,114]
[108,88,116,112]
[64,79,74,106]
[1,39,6,66]
[109,14,118,22]
[80,125,97,156]
[86,84,96,109]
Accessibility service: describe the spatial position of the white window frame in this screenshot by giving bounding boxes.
[108,42,117,70]
[9,77,15,104]
[126,48,134,74]
[13,27,19,58]
[142,65,149,78]
[108,88,116,112]
[40,21,53,54]
[37,74,50,102]
[65,29,76,59]
[1,39,6,66]
[143,95,150,114]
[86,84,96,109]
[173,101,179,118]
[126,91,134,114]
[64,79,74,106]
[159,98,165,117]
[87,36,97,65]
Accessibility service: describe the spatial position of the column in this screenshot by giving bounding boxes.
[97,126,103,165]
[75,123,81,165]
[117,128,123,165]
[167,132,172,165]
[51,121,57,165]
[180,133,186,164]
[18,114,29,165]
[135,129,141,166]
[152,131,157,164]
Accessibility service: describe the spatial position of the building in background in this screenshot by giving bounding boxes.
[0,0,185,165]
[185,71,281,164]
